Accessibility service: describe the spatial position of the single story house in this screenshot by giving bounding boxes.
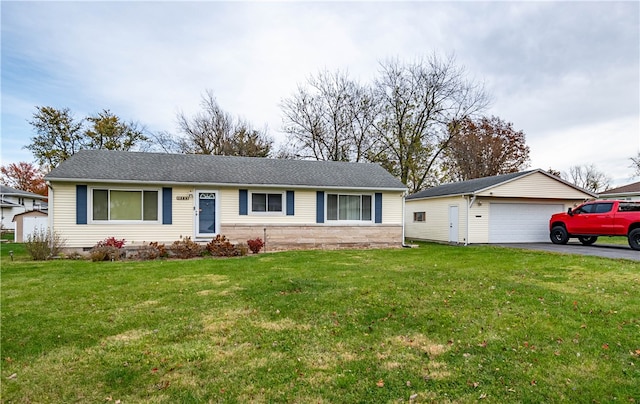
[405,169,596,244]
[599,181,640,201]
[12,210,48,243]
[1,184,48,231]
[44,150,407,251]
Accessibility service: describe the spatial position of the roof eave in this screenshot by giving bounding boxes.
[46,177,407,192]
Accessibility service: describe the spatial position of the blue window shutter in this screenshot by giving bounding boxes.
[316,191,324,223]
[162,187,172,224]
[375,193,383,223]
[76,185,87,224]
[239,189,248,215]
[286,191,295,216]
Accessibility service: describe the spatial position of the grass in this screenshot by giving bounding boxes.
[593,236,630,246]
[1,242,639,403]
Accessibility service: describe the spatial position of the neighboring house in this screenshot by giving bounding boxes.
[44,150,407,251]
[0,184,48,231]
[405,169,596,244]
[599,181,640,201]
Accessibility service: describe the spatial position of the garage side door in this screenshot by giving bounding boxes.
[489,203,563,243]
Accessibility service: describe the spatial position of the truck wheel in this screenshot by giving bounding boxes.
[550,226,569,245]
[629,229,640,251]
[578,236,598,246]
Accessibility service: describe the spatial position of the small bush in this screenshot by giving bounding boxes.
[24,228,66,260]
[90,237,126,261]
[89,246,122,262]
[170,237,202,259]
[247,238,265,254]
[236,242,249,257]
[99,237,126,248]
[206,235,240,257]
[133,242,168,260]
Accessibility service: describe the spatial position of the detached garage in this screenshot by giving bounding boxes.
[405,169,596,245]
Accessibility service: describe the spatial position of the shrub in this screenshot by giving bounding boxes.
[236,242,249,257]
[169,237,202,259]
[99,237,126,248]
[89,237,126,262]
[24,228,66,260]
[206,235,240,257]
[89,246,122,262]
[247,238,265,254]
[133,242,168,261]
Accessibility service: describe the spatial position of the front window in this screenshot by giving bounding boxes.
[251,193,283,213]
[92,189,159,222]
[327,194,372,221]
[413,211,426,222]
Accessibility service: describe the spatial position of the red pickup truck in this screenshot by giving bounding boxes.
[549,200,640,250]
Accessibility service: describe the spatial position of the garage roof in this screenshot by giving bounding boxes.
[406,169,597,200]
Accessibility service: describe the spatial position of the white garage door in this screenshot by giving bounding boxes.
[489,203,564,243]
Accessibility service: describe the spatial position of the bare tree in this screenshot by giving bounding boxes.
[139,130,184,153]
[281,70,376,162]
[441,116,530,181]
[177,90,234,154]
[369,55,490,193]
[631,152,640,178]
[563,164,612,193]
[178,90,272,157]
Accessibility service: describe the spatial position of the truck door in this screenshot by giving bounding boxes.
[570,203,595,234]
[590,202,615,233]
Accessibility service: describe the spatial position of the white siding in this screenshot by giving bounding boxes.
[382,192,404,225]
[478,172,593,199]
[51,182,193,248]
[405,196,467,243]
[219,188,316,224]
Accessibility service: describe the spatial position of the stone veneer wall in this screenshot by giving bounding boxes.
[221,224,403,251]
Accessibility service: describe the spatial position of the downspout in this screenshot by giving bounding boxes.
[401,192,410,248]
[466,194,477,246]
[47,182,54,249]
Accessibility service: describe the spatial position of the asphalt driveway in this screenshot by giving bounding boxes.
[494,242,640,262]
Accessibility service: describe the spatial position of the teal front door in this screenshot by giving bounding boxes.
[196,191,217,236]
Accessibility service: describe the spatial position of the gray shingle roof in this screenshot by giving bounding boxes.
[0,185,47,199]
[45,150,406,190]
[599,181,640,195]
[407,170,538,200]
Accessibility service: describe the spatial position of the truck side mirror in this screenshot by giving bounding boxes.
[567,207,573,216]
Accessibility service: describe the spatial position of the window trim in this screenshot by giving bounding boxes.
[89,187,162,224]
[413,211,426,222]
[325,192,374,223]
[249,191,286,216]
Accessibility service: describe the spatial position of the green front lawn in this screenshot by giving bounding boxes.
[1,244,638,402]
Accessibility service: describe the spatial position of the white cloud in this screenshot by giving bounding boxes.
[1,1,638,186]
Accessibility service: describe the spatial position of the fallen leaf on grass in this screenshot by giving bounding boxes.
[602,343,609,350]
[376,379,384,388]
[7,373,17,380]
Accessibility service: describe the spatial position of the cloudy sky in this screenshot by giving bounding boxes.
[2,1,638,186]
